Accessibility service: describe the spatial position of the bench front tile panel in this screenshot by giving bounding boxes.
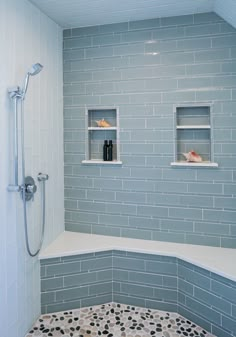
[41,251,112,313]
[113,251,178,312]
[177,259,236,337]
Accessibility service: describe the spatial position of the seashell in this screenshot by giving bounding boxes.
[182,150,202,162]
[95,119,111,127]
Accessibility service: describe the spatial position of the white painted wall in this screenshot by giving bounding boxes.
[0,1,64,336]
[215,0,236,29]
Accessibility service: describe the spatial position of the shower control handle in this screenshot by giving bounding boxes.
[23,176,37,202]
[26,183,37,194]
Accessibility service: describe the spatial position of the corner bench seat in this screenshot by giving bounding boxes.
[39,232,236,337]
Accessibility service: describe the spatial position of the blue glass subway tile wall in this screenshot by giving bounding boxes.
[41,251,113,313]
[40,251,236,336]
[63,12,236,248]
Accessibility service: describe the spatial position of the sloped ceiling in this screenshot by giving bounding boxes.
[29,0,235,29]
[215,0,236,29]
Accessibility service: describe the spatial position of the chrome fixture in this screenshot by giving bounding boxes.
[8,63,43,101]
[9,63,43,101]
[8,63,48,257]
[22,63,43,100]
[24,176,37,201]
[38,173,49,182]
[8,86,21,99]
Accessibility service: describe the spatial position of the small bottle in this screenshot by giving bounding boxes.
[103,140,109,161]
[108,140,113,161]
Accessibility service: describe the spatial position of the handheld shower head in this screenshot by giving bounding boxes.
[22,63,43,99]
[28,63,43,76]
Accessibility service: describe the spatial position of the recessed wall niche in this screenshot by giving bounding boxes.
[171,105,218,167]
[82,108,122,165]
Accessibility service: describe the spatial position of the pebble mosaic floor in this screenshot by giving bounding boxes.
[26,302,215,337]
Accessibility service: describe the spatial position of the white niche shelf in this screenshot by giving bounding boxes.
[171,104,218,168]
[82,107,122,165]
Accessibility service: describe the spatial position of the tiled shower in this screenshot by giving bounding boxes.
[1,0,236,337]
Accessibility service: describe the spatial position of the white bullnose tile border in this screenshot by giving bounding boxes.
[39,231,236,282]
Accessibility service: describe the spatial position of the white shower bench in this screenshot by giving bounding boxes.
[39,231,236,282]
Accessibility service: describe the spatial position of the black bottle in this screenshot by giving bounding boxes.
[103,140,109,161]
[108,140,113,161]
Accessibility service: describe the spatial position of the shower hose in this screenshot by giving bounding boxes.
[20,100,46,257]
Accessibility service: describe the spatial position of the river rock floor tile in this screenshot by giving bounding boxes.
[26,302,215,337]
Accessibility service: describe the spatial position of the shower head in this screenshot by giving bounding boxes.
[28,63,43,76]
[22,63,43,99]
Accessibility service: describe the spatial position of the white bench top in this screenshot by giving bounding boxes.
[39,231,236,282]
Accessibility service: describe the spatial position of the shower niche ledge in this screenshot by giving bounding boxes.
[171,104,218,168]
[82,107,122,165]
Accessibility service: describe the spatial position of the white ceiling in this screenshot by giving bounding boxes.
[29,0,236,29]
